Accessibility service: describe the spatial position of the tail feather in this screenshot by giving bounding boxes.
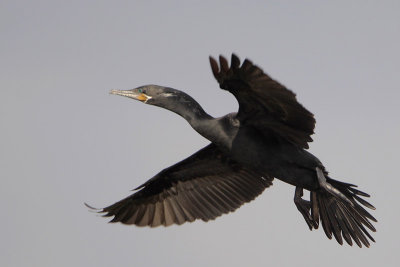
[311,178,376,247]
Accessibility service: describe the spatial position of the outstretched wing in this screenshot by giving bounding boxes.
[209,54,315,149]
[96,143,273,227]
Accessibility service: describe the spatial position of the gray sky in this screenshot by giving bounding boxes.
[1,1,399,266]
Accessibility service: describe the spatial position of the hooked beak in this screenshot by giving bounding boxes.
[110,89,151,102]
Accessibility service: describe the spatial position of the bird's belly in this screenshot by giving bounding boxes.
[228,133,320,190]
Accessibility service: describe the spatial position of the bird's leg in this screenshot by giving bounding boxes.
[315,167,353,206]
[294,187,315,230]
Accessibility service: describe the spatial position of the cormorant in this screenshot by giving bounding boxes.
[89,54,376,247]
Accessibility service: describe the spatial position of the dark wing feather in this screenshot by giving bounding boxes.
[210,54,315,149]
[96,143,273,227]
[312,178,377,247]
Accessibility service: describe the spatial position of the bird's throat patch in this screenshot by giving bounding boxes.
[137,93,150,102]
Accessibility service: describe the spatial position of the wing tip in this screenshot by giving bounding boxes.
[84,202,102,212]
[209,56,219,78]
[219,55,229,72]
[231,53,240,68]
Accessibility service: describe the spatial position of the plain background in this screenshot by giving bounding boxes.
[1,1,399,266]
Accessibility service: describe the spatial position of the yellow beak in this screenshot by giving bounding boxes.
[110,89,151,102]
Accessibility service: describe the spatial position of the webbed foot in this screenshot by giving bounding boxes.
[294,187,318,230]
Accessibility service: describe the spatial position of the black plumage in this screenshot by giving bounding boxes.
[100,143,272,226]
[88,54,376,247]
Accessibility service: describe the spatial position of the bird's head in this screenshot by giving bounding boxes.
[110,85,179,107]
[110,84,207,122]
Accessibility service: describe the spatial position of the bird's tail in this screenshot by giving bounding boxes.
[309,177,377,247]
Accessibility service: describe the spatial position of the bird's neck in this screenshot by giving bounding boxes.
[175,102,233,148]
[161,94,222,141]
[154,89,235,146]
[167,97,214,128]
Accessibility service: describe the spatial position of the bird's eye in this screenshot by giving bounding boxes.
[138,89,143,93]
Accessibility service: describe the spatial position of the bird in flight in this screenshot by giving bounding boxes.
[88,54,376,247]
